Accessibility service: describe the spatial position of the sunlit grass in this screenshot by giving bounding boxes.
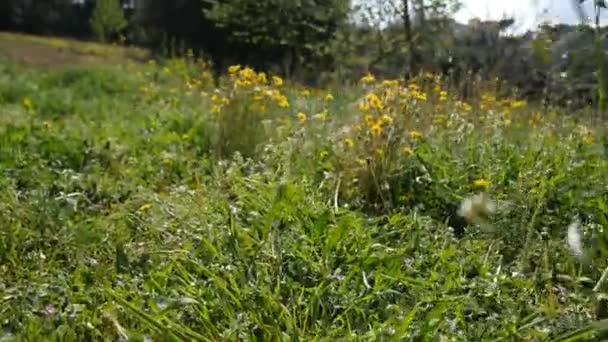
[0,54,607,341]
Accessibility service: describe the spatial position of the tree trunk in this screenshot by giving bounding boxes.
[402,0,416,78]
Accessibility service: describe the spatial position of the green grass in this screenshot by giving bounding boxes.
[1,54,608,341]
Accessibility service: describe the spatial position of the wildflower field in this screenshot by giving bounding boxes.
[1,45,608,341]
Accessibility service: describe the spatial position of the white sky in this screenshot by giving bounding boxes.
[455,0,608,33]
[354,0,608,34]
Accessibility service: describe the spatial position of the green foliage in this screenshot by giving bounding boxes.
[90,0,127,42]
[1,55,608,340]
[203,0,350,75]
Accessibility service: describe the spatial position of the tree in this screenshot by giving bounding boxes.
[573,0,608,115]
[355,0,461,77]
[90,0,128,42]
[202,0,351,77]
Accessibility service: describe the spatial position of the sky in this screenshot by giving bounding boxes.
[454,0,608,33]
[354,0,608,34]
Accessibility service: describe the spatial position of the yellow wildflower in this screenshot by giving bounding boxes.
[276,95,289,108]
[413,91,427,102]
[402,147,414,156]
[382,80,399,87]
[366,93,383,110]
[359,100,370,113]
[43,121,51,129]
[23,97,33,110]
[408,130,423,140]
[297,112,307,124]
[239,67,256,82]
[325,93,334,102]
[408,84,419,91]
[211,94,221,103]
[375,148,384,158]
[301,89,311,97]
[228,65,241,74]
[138,203,153,211]
[314,109,328,121]
[370,124,383,137]
[364,115,374,127]
[344,138,355,149]
[272,75,283,87]
[211,105,221,114]
[473,179,491,190]
[381,114,393,125]
[360,72,376,84]
[257,72,268,84]
[510,100,527,109]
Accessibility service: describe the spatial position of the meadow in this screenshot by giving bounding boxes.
[1,34,608,341]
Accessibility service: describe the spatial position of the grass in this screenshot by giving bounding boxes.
[0,31,150,67]
[1,37,608,341]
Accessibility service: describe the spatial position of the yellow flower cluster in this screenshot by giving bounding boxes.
[224,65,291,110]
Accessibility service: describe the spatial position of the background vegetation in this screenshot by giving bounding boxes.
[1,0,608,340]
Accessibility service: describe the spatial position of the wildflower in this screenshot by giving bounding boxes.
[235,79,252,88]
[359,100,370,113]
[276,95,289,108]
[381,114,393,125]
[23,97,33,110]
[301,89,311,97]
[567,221,583,258]
[272,75,283,87]
[358,159,367,166]
[408,130,423,140]
[382,80,399,87]
[457,193,496,224]
[325,93,334,102]
[402,147,414,156]
[584,134,594,145]
[138,203,153,211]
[375,148,384,157]
[370,124,383,137]
[510,100,527,109]
[408,83,419,91]
[43,121,51,129]
[257,72,268,84]
[211,105,221,114]
[413,91,427,102]
[344,138,354,149]
[364,114,374,127]
[297,112,307,124]
[211,94,221,103]
[314,109,328,121]
[239,67,256,82]
[366,93,383,110]
[360,72,376,85]
[228,65,241,74]
[473,179,491,190]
